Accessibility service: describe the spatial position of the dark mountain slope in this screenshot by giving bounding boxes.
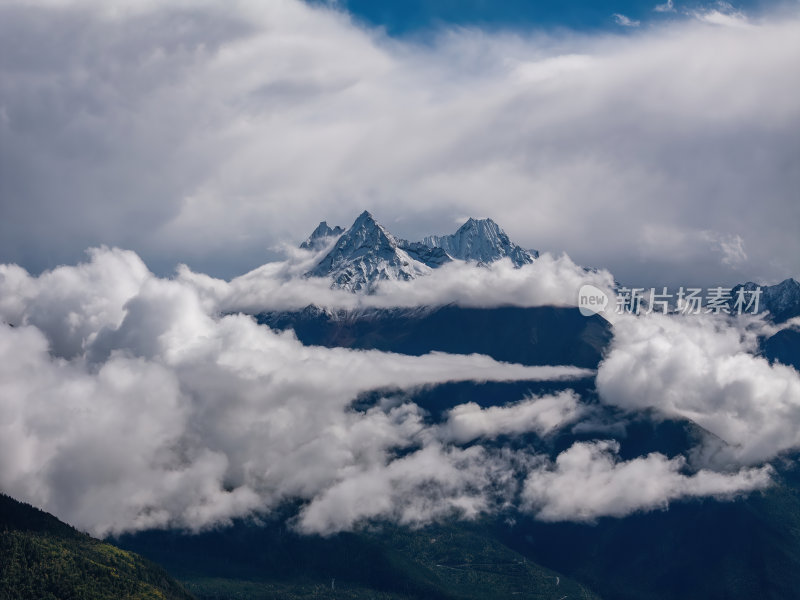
[257,305,611,370]
[498,477,800,600]
[731,278,800,322]
[116,469,800,600]
[117,518,600,600]
[762,327,800,371]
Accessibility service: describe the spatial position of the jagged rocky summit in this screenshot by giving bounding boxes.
[300,221,345,251]
[423,217,538,265]
[303,210,537,292]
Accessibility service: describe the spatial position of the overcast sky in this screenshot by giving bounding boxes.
[1,0,798,286]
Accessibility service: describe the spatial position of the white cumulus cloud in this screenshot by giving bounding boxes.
[597,313,800,466]
[522,440,772,521]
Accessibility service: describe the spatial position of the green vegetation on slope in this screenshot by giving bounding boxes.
[118,518,600,600]
[0,493,193,600]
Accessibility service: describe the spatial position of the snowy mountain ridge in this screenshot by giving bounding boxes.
[300,221,345,251]
[732,278,800,323]
[423,217,538,266]
[304,211,537,292]
[306,211,432,292]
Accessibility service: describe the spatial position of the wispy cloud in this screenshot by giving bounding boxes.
[438,391,584,444]
[702,231,748,266]
[689,1,752,27]
[613,13,641,27]
[654,0,676,13]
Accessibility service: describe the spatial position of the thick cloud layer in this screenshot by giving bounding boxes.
[0,248,592,534]
[1,0,798,286]
[597,313,800,466]
[180,243,616,312]
[0,247,774,535]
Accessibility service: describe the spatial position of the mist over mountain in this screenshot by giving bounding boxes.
[0,208,798,598]
[299,221,345,251]
[2,0,799,596]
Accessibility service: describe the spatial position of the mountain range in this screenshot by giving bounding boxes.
[121,295,800,600]
[298,210,800,376]
[301,212,800,325]
[304,211,538,291]
[3,211,799,600]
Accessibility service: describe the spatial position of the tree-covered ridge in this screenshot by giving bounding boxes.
[119,516,601,600]
[0,493,193,600]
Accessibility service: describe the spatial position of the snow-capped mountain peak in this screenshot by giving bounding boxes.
[423,217,537,266]
[300,220,345,251]
[769,278,800,310]
[304,211,537,292]
[306,211,431,292]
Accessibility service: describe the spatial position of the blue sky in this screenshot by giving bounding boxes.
[320,0,775,34]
